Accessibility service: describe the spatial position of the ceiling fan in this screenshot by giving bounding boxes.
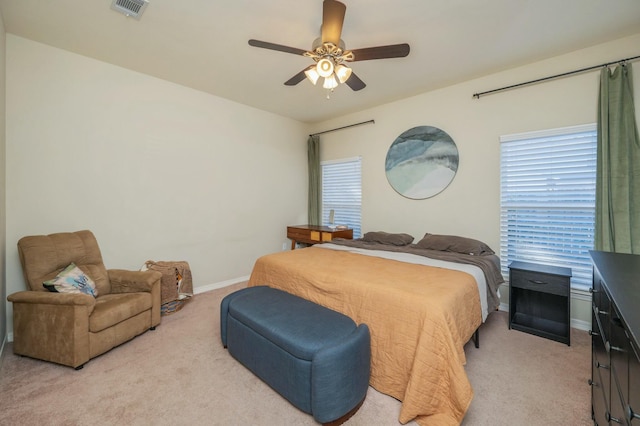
[248,0,410,92]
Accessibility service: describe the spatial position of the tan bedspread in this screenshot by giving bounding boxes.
[248,246,482,426]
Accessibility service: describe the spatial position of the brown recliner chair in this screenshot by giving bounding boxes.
[8,230,162,369]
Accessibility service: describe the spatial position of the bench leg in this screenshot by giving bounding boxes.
[322,395,365,426]
[472,327,480,348]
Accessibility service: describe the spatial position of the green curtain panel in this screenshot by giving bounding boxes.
[595,63,640,253]
[307,135,321,225]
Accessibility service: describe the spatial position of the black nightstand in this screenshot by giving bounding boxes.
[508,261,572,345]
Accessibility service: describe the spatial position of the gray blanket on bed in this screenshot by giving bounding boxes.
[329,238,504,312]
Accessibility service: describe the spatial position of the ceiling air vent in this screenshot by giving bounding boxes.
[111,0,149,20]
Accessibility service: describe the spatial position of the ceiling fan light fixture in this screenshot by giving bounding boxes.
[247,0,409,94]
[304,67,320,85]
[323,75,339,90]
[316,57,335,78]
[335,64,352,84]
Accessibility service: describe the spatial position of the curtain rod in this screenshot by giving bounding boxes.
[472,54,640,99]
[310,119,375,137]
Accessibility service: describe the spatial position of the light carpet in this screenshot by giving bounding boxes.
[0,283,591,425]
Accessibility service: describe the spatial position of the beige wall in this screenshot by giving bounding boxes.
[309,33,640,328]
[4,30,640,338]
[0,10,6,354]
[4,35,308,337]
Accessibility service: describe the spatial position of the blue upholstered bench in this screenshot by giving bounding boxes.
[220,286,371,424]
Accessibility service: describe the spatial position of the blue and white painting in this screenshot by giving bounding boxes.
[385,126,459,199]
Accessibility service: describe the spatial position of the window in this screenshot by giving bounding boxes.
[500,124,597,291]
[321,157,362,238]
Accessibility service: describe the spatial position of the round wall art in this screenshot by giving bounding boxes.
[385,125,459,199]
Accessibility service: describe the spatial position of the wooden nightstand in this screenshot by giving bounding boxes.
[508,261,572,345]
[286,225,353,250]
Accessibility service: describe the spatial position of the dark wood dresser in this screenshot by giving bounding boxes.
[589,250,640,425]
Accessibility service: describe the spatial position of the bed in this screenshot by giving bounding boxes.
[247,232,504,426]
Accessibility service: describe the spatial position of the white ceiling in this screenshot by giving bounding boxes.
[1,0,639,123]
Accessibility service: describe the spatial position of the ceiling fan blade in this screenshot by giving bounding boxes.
[284,66,313,86]
[345,72,366,91]
[321,0,346,46]
[350,43,410,62]
[248,39,308,56]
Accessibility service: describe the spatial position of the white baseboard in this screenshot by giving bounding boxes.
[570,318,591,332]
[0,334,7,368]
[498,302,590,331]
[7,332,12,343]
[193,276,250,295]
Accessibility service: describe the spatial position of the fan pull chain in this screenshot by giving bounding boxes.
[326,88,334,100]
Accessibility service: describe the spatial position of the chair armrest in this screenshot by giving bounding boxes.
[8,290,95,307]
[8,290,95,368]
[108,269,162,293]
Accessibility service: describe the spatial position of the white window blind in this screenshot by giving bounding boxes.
[500,124,597,291]
[321,157,362,238]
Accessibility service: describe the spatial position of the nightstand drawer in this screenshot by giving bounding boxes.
[510,269,569,296]
[287,228,312,240]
